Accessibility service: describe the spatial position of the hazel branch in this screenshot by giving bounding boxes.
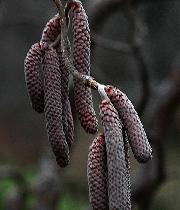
[52,0,108,98]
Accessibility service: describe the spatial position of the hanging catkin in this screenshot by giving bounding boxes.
[41,14,60,44]
[69,0,98,134]
[87,133,109,210]
[99,100,131,210]
[123,129,131,206]
[66,100,74,148]
[57,46,74,148]
[41,15,74,147]
[24,14,60,114]
[24,42,44,113]
[105,86,152,163]
[43,46,70,167]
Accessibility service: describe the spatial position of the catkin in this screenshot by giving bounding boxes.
[123,129,131,205]
[66,100,74,148]
[41,14,60,44]
[70,0,98,134]
[57,46,74,148]
[87,133,109,210]
[100,100,131,210]
[105,86,152,163]
[43,47,69,167]
[24,15,61,114]
[24,42,44,113]
[41,15,74,147]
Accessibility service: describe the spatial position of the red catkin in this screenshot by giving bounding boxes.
[66,100,74,148]
[25,14,61,114]
[24,42,45,113]
[57,46,74,148]
[24,14,61,114]
[43,47,70,167]
[100,100,131,210]
[105,86,152,163]
[70,0,98,134]
[87,133,109,210]
[41,14,60,44]
[41,15,74,147]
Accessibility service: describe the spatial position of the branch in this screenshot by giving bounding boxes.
[123,3,150,116]
[89,0,150,116]
[92,33,132,54]
[52,0,109,99]
[132,68,180,210]
[90,0,126,58]
[89,0,126,32]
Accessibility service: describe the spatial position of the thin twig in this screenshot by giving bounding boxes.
[52,0,109,99]
[89,0,150,115]
[132,69,180,210]
[90,0,126,58]
[123,2,150,116]
[92,33,132,54]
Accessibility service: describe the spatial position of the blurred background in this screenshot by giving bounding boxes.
[0,0,179,209]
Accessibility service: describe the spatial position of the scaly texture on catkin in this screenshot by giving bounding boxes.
[24,42,44,113]
[123,130,131,206]
[24,15,61,114]
[87,133,109,210]
[41,14,60,44]
[105,86,152,163]
[41,15,74,147]
[70,0,98,134]
[43,47,70,167]
[57,46,74,148]
[100,100,131,210]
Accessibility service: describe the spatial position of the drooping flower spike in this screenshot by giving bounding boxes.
[67,0,98,134]
[99,100,131,210]
[105,86,152,163]
[43,46,70,167]
[24,42,47,113]
[87,133,108,210]
[41,14,74,147]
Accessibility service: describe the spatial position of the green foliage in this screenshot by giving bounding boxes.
[151,179,180,210]
[59,193,88,210]
[0,180,14,209]
[0,168,88,210]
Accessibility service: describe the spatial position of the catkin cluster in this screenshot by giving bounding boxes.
[87,86,152,209]
[88,100,131,210]
[24,0,98,167]
[24,0,152,208]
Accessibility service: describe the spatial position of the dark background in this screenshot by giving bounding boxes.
[0,0,179,209]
